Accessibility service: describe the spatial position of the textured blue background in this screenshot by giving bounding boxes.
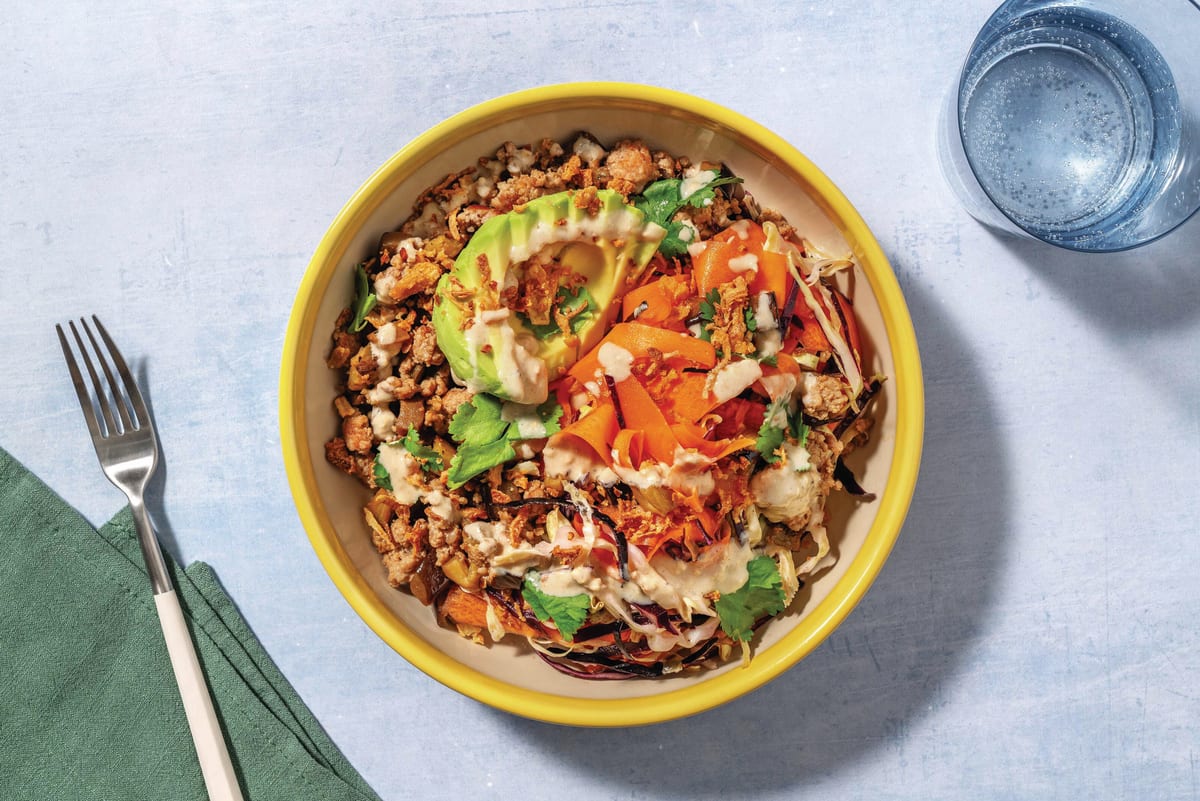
[3,2,1198,799]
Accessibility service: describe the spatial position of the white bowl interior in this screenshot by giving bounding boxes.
[299,101,897,701]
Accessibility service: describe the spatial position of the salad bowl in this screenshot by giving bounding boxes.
[280,82,923,726]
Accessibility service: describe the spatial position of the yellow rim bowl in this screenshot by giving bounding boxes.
[281,82,924,727]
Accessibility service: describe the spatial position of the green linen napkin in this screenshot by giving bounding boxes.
[0,447,381,801]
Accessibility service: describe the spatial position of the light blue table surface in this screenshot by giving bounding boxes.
[3,2,1198,799]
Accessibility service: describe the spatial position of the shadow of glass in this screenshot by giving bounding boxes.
[490,277,1012,795]
[993,211,1200,333]
[990,211,1200,411]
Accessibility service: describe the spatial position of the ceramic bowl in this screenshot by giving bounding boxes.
[280,82,923,726]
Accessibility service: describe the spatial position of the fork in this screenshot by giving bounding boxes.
[57,316,244,801]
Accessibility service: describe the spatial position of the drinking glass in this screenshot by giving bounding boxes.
[938,0,1200,252]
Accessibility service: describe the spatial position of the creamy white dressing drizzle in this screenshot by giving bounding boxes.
[729,219,753,240]
[680,168,718,200]
[647,536,755,613]
[536,568,582,597]
[368,407,396,441]
[375,444,422,505]
[750,435,817,527]
[507,207,663,265]
[759,371,798,406]
[375,322,399,345]
[597,342,634,381]
[373,272,397,302]
[752,287,781,358]
[463,520,550,576]
[755,291,776,330]
[710,359,763,404]
[542,436,600,482]
[368,323,404,373]
[727,252,759,274]
[425,489,457,522]
[463,306,548,404]
[500,401,550,439]
[755,328,782,359]
[363,376,403,405]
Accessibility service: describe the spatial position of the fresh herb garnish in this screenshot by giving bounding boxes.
[714,555,786,641]
[522,572,590,641]
[446,393,564,488]
[374,431,443,489]
[401,429,444,473]
[789,413,810,446]
[698,288,720,321]
[372,456,392,490]
[755,399,786,464]
[448,392,509,446]
[447,438,516,488]
[633,174,743,257]
[533,399,565,438]
[350,263,377,333]
[743,305,758,333]
[697,288,720,343]
[755,395,808,464]
[521,285,596,339]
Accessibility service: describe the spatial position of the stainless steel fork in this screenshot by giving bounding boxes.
[57,316,243,801]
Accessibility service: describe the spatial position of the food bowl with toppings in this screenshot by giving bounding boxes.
[281,83,923,726]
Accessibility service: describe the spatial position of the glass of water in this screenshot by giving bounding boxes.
[938,0,1200,252]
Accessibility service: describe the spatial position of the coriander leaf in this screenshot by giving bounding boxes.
[632,183,690,258]
[522,286,596,339]
[402,429,444,473]
[715,555,786,641]
[446,438,516,489]
[500,398,565,441]
[699,288,720,322]
[756,396,789,463]
[350,264,377,333]
[682,175,743,209]
[789,412,810,445]
[446,393,564,487]
[756,418,785,464]
[744,305,758,333]
[372,455,393,490]
[696,288,720,343]
[759,354,779,367]
[632,179,684,227]
[657,220,693,259]
[632,175,742,257]
[448,393,509,446]
[537,399,564,438]
[522,572,591,641]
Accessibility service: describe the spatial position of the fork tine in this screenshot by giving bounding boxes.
[68,320,119,437]
[91,315,151,430]
[56,323,104,440]
[81,317,135,432]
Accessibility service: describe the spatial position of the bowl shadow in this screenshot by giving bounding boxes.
[490,276,1012,796]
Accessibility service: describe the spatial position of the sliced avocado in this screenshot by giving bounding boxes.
[432,189,665,404]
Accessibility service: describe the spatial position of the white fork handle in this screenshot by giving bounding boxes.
[154,589,245,801]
